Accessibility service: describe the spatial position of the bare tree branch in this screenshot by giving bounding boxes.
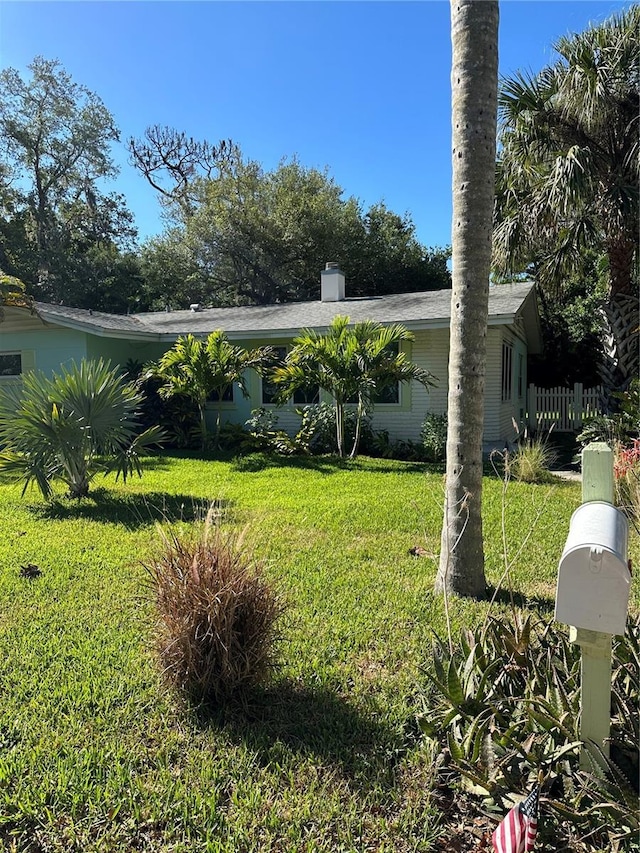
[128,126,238,216]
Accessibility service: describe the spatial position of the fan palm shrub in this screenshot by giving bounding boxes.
[0,358,163,498]
[494,8,640,393]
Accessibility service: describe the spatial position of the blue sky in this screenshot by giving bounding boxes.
[0,1,631,250]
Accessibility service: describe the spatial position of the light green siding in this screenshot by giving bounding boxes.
[485,321,529,448]
[85,337,167,369]
[21,350,36,373]
[0,326,88,376]
[1,306,533,447]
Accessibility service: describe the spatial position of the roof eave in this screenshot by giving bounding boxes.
[36,310,160,341]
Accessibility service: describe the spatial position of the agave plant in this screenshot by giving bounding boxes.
[0,358,164,498]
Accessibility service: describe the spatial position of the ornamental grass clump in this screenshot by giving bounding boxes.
[146,512,285,705]
[504,420,556,484]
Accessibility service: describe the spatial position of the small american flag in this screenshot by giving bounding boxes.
[492,784,539,853]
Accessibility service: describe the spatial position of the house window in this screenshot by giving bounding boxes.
[345,341,402,405]
[293,387,320,405]
[517,352,524,399]
[373,380,400,405]
[262,347,287,404]
[502,342,513,402]
[208,386,234,403]
[262,346,320,405]
[373,341,401,404]
[0,353,21,377]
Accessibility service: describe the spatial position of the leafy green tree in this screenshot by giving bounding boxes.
[0,271,31,316]
[151,332,271,449]
[159,156,365,305]
[136,150,450,309]
[0,162,36,280]
[493,8,639,391]
[347,203,451,297]
[528,252,607,387]
[0,359,163,499]
[55,244,144,314]
[138,229,212,311]
[435,0,499,600]
[0,57,138,307]
[271,316,435,458]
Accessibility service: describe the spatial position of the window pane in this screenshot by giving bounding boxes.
[373,382,400,404]
[0,353,21,376]
[502,343,513,402]
[262,347,287,404]
[518,353,524,398]
[293,386,320,405]
[374,341,400,404]
[208,386,234,402]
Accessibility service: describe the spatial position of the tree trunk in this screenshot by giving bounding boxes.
[600,237,639,396]
[33,150,53,294]
[350,396,365,459]
[606,237,635,299]
[335,399,345,457]
[199,401,209,450]
[435,0,499,599]
[600,294,640,396]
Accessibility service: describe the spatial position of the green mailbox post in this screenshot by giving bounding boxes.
[554,442,631,769]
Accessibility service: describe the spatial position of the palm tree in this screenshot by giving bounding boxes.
[494,8,639,392]
[271,315,434,458]
[151,332,270,449]
[435,0,499,599]
[0,359,163,499]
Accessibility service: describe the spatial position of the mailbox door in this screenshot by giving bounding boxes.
[555,547,631,635]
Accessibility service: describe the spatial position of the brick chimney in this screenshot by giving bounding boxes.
[320,262,345,302]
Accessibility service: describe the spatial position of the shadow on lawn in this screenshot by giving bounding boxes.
[232,452,429,476]
[486,585,555,614]
[32,490,235,530]
[194,681,407,788]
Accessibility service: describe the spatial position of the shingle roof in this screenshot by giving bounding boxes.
[34,282,538,342]
[34,302,147,335]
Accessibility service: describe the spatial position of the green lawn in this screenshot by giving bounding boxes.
[0,454,637,852]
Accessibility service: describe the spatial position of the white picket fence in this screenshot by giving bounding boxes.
[527,383,604,432]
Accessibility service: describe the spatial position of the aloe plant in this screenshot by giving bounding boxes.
[419,614,640,847]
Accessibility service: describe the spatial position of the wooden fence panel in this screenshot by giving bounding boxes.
[528,383,604,432]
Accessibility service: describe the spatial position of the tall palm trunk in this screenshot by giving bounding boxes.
[435,0,499,599]
[602,237,639,394]
[601,295,640,395]
[607,238,636,300]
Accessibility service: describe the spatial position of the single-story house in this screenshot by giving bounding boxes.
[0,265,541,449]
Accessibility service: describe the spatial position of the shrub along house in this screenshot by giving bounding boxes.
[0,265,541,450]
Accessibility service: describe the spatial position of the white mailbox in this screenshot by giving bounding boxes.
[555,501,630,635]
